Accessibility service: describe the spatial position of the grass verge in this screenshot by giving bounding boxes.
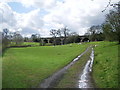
[92,41,119,88]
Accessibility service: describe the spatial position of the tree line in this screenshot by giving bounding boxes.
[1,26,81,51]
[85,1,120,44]
[50,27,82,46]
[1,1,119,52]
[1,28,24,51]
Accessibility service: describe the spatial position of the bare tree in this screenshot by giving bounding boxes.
[2,28,11,49]
[67,32,79,43]
[86,25,103,41]
[13,31,23,45]
[57,29,64,45]
[62,26,70,44]
[50,29,58,46]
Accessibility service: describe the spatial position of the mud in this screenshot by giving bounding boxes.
[78,48,94,88]
[38,47,90,88]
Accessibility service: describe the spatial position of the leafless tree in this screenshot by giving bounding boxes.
[62,26,70,44]
[50,29,58,46]
[57,29,64,45]
[2,28,11,49]
[13,31,24,45]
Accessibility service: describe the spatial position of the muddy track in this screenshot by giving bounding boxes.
[38,46,91,88]
[78,48,95,88]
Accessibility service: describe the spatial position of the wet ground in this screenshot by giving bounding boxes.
[38,47,90,88]
[38,46,95,88]
[78,48,94,88]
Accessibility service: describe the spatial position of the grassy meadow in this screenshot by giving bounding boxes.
[2,43,88,88]
[92,41,119,88]
[10,42,40,46]
[23,42,40,46]
[2,41,119,88]
[55,41,119,88]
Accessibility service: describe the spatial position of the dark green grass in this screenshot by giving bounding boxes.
[92,41,118,88]
[55,41,119,88]
[2,44,88,88]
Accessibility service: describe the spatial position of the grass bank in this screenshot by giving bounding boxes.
[55,47,92,88]
[2,43,88,88]
[92,41,119,88]
[55,41,119,88]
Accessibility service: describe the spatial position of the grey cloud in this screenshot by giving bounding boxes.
[21,27,39,35]
[0,3,17,26]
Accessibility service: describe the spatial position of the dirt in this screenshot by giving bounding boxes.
[78,48,96,88]
[38,47,90,88]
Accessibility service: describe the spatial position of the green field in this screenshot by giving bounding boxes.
[10,42,40,47]
[92,41,119,88]
[55,41,119,88]
[2,41,119,88]
[2,44,88,88]
[23,42,40,46]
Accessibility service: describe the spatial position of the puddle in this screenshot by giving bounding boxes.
[78,48,94,88]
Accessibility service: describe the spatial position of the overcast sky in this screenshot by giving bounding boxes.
[0,0,118,37]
